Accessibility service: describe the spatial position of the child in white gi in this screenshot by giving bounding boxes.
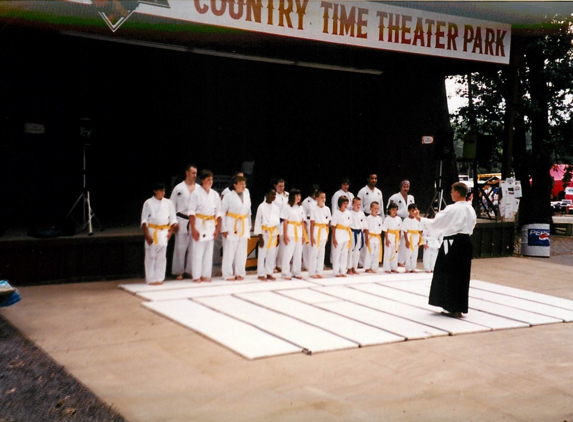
[382,202,401,274]
[421,220,441,273]
[170,164,197,280]
[281,189,307,280]
[331,195,352,277]
[141,182,178,285]
[188,169,222,283]
[302,184,320,271]
[308,191,331,279]
[254,188,281,281]
[221,176,251,281]
[402,204,422,273]
[363,201,384,273]
[273,178,289,272]
[348,197,365,275]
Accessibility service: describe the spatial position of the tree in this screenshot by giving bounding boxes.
[450,16,573,225]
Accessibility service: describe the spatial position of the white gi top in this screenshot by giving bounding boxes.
[170,181,194,215]
[387,192,415,219]
[253,201,281,235]
[141,197,177,246]
[350,209,366,230]
[221,190,252,240]
[273,192,289,215]
[310,204,332,243]
[331,209,352,243]
[420,219,442,249]
[382,215,402,244]
[422,201,477,237]
[331,189,354,211]
[188,185,222,241]
[364,214,384,236]
[281,204,306,240]
[402,216,421,233]
[302,196,317,224]
[357,186,384,215]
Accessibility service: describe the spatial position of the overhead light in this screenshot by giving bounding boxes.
[61,31,383,75]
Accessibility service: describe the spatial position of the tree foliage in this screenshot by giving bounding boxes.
[449,16,573,224]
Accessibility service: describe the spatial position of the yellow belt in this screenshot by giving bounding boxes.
[367,233,383,262]
[335,224,352,248]
[262,225,279,249]
[148,223,170,245]
[226,212,248,237]
[314,223,329,248]
[288,221,308,244]
[407,230,423,251]
[387,229,401,262]
[196,213,216,226]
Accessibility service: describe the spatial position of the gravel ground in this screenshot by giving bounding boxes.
[0,316,126,422]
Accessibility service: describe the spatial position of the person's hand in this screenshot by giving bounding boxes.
[145,233,153,245]
[284,234,290,246]
[172,224,180,233]
[191,229,200,242]
[222,231,228,239]
[258,236,264,248]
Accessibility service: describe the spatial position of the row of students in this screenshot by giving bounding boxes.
[141,170,439,285]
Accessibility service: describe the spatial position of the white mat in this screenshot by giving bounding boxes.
[383,280,571,323]
[236,291,405,346]
[362,284,530,330]
[120,279,258,294]
[315,286,490,335]
[137,280,318,301]
[195,295,358,354]
[277,289,343,304]
[470,280,573,311]
[316,301,448,340]
[143,300,301,359]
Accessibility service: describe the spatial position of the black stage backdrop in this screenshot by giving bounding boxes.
[1,28,458,231]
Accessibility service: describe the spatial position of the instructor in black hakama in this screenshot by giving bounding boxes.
[422,182,477,318]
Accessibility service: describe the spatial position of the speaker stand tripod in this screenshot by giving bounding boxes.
[67,144,103,236]
[426,160,448,217]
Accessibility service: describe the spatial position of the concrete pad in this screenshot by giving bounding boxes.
[3,255,573,422]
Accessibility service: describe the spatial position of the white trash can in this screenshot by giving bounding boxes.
[521,223,550,257]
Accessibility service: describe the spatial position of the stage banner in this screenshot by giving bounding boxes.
[64,0,511,64]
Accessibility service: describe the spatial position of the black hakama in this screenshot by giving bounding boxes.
[429,233,472,314]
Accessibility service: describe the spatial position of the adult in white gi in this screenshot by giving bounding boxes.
[254,189,281,281]
[387,180,415,266]
[331,178,354,211]
[273,178,289,272]
[357,174,383,266]
[422,182,476,317]
[188,170,222,283]
[281,189,307,280]
[221,176,251,281]
[308,191,331,278]
[141,183,178,285]
[170,164,197,280]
